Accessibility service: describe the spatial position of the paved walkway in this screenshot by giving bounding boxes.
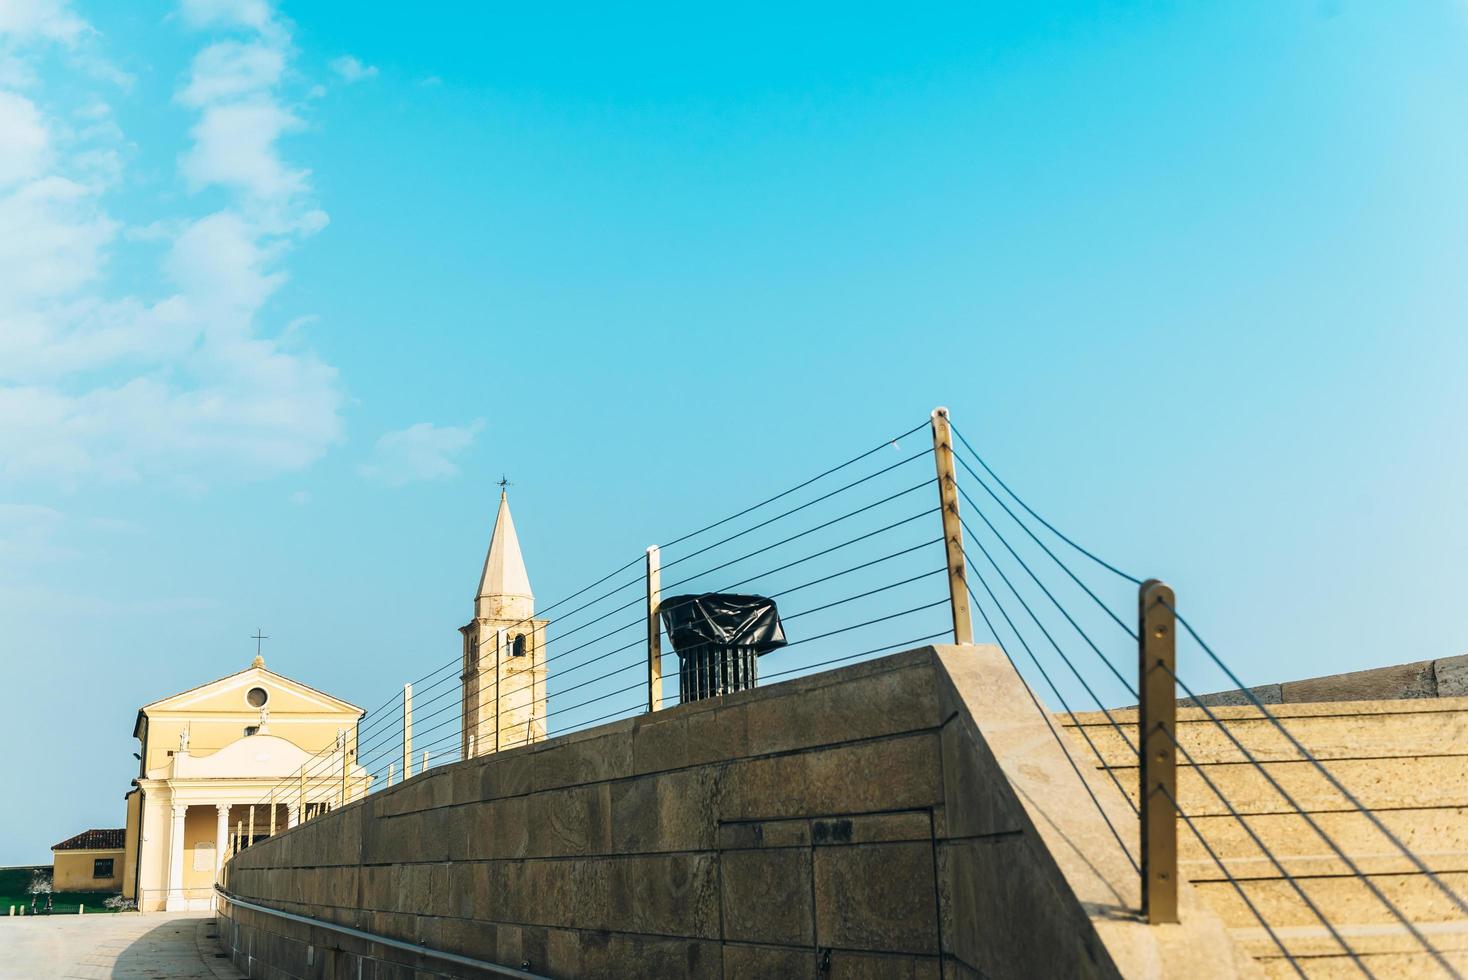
[0,911,243,979]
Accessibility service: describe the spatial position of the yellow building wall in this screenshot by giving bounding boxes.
[181,805,222,894]
[122,790,141,900]
[52,850,124,892]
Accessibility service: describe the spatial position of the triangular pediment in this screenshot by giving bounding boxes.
[142,665,362,717]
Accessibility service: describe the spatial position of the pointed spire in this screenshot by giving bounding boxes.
[476,489,534,620]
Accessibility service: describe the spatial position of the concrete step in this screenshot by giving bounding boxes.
[1110,755,1468,816]
[1255,949,1468,979]
[1230,917,1468,959]
[1194,871,1468,929]
[1175,807,1468,877]
[1063,700,1468,767]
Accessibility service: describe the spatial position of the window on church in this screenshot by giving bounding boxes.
[93,858,113,879]
[246,686,268,707]
[512,634,526,657]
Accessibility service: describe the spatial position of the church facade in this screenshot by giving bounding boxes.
[123,657,366,911]
[460,489,548,758]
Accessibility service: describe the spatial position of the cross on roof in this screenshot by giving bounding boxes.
[251,628,269,657]
[498,474,513,491]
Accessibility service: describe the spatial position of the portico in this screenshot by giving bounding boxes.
[124,656,366,911]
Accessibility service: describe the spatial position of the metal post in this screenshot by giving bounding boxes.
[1140,579,1178,924]
[646,545,663,711]
[930,407,974,644]
[402,683,413,783]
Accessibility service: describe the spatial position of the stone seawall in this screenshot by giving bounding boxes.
[219,644,1248,979]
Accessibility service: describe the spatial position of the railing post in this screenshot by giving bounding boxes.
[268,790,276,837]
[338,729,348,806]
[387,762,395,787]
[1139,578,1178,924]
[247,806,255,848]
[930,407,974,644]
[297,765,304,823]
[402,682,413,783]
[646,545,664,711]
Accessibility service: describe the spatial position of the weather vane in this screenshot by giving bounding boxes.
[498,474,513,491]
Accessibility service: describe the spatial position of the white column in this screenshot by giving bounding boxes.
[164,804,187,911]
[214,804,230,880]
[286,802,299,829]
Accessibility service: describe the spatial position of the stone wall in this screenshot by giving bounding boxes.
[219,644,1248,979]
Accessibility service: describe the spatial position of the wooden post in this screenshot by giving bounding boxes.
[646,545,664,711]
[1140,579,1179,924]
[402,682,413,783]
[930,407,974,644]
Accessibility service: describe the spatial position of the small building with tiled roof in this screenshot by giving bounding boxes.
[51,828,125,892]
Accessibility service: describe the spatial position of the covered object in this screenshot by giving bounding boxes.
[659,593,787,702]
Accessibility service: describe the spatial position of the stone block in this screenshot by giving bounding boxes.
[937,835,1107,978]
[529,783,612,857]
[491,795,530,858]
[717,817,811,851]
[608,852,720,938]
[939,713,1024,840]
[611,766,724,853]
[720,847,813,944]
[631,711,689,775]
[814,811,931,846]
[533,723,635,791]
[814,841,939,954]
[1438,654,1468,697]
[722,732,942,821]
[743,660,941,757]
[723,943,819,979]
[1282,660,1436,703]
[825,951,942,979]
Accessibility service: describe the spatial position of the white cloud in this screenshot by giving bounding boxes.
[0,90,48,184]
[329,55,376,83]
[0,0,88,46]
[0,0,344,488]
[181,99,305,202]
[177,40,282,106]
[358,421,485,487]
[177,0,277,36]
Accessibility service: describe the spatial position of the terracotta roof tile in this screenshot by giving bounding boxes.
[52,828,125,851]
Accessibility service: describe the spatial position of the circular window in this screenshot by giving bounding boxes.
[246,686,268,708]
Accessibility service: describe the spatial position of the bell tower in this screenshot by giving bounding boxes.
[460,488,548,758]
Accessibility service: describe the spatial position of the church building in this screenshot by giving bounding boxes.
[122,656,367,911]
[460,489,548,758]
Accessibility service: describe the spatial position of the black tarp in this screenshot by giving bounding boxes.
[659,593,787,654]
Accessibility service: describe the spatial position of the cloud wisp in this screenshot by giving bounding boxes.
[358,421,486,487]
[0,0,342,488]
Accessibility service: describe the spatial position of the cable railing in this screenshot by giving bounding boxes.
[944,417,1467,979]
[223,406,1466,980]
[236,415,952,834]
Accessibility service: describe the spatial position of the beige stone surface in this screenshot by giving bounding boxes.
[216,645,1282,978]
[1066,676,1468,978]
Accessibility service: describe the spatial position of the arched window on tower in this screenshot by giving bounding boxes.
[512,633,527,657]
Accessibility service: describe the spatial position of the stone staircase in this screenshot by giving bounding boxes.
[1064,695,1468,977]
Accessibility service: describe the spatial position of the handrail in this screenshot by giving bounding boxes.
[213,884,549,980]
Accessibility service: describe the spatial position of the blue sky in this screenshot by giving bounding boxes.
[2,0,1467,864]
